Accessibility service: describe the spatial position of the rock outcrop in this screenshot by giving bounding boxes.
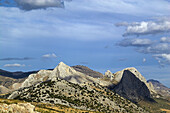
[105,70,114,80]
[113,70,152,102]
[105,67,156,95]
[0,103,38,113]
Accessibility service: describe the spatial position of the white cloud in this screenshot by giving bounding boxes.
[160,37,170,43]
[143,58,146,62]
[4,63,25,67]
[14,0,65,10]
[42,53,57,58]
[118,38,153,47]
[122,19,170,36]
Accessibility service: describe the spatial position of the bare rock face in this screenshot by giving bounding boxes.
[0,103,38,113]
[113,70,152,102]
[106,67,156,95]
[105,70,114,80]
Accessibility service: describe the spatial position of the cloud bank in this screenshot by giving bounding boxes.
[118,38,153,47]
[14,0,65,10]
[0,57,33,61]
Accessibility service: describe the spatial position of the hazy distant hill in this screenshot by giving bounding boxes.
[147,79,170,97]
[0,69,37,79]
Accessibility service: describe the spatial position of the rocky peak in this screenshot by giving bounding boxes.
[113,67,156,95]
[50,62,78,80]
[113,70,153,102]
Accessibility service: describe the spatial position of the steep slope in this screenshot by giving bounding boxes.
[7,79,147,113]
[72,65,103,78]
[105,67,156,95]
[112,70,152,102]
[147,79,170,97]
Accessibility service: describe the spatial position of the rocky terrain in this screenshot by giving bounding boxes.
[0,102,38,113]
[7,79,147,113]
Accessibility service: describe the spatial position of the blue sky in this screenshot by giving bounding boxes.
[0,0,170,87]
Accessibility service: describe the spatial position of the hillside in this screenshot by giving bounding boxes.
[7,79,147,113]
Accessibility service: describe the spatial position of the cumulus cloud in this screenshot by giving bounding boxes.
[14,0,65,10]
[118,38,153,47]
[0,57,33,61]
[42,53,57,58]
[4,63,25,67]
[160,37,170,43]
[116,18,170,36]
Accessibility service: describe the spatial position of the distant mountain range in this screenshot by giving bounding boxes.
[0,62,169,112]
[147,79,170,97]
[0,69,37,79]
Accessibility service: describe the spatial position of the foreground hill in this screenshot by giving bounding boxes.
[7,79,147,113]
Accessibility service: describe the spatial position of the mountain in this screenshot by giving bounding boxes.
[20,62,111,89]
[7,79,147,113]
[0,69,37,79]
[105,67,156,95]
[112,70,153,102]
[147,79,170,97]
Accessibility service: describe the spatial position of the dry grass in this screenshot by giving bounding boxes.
[160,109,170,113]
[0,98,98,113]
